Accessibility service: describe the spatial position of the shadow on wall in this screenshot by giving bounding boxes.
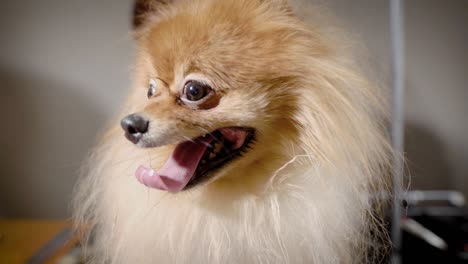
[0,68,105,218]
[405,122,453,191]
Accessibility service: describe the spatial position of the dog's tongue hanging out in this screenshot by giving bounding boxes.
[135,138,212,193]
[135,128,249,193]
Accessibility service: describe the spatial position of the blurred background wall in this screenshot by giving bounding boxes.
[0,0,466,218]
[330,0,468,199]
[0,0,133,218]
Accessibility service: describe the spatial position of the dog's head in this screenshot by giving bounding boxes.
[120,0,328,193]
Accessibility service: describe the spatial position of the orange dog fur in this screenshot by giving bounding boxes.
[74,0,393,263]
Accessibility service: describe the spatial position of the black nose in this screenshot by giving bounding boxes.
[120,114,149,144]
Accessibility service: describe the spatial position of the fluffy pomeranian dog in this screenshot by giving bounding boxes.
[74,0,393,263]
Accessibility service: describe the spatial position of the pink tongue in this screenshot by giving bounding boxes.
[135,138,212,193]
[219,128,248,149]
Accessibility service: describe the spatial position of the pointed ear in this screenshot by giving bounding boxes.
[132,0,176,29]
[261,0,289,5]
[259,0,293,14]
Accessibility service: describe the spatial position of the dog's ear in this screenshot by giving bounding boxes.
[260,0,289,5]
[259,0,293,15]
[132,0,293,30]
[132,0,177,29]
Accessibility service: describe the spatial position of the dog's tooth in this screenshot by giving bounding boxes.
[148,169,155,177]
[209,152,216,159]
[214,143,222,153]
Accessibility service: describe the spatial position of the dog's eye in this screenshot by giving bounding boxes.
[183,81,212,101]
[147,79,157,99]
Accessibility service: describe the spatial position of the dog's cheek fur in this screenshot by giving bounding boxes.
[73,0,393,263]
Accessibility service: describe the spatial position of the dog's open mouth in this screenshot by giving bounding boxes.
[135,127,255,192]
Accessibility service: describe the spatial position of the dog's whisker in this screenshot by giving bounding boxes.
[193,126,218,140]
[142,193,169,221]
[199,140,213,149]
[108,153,150,167]
[183,136,197,144]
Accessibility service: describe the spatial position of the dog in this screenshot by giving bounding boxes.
[73,0,393,263]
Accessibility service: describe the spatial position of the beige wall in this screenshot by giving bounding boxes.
[329,0,468,195]
[0,0,466,218]
[404,1,468,194]
[0,0,134,218]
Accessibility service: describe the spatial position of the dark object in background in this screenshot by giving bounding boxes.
[399,191,468,263]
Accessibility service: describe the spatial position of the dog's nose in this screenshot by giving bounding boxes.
[121,114,149,144]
